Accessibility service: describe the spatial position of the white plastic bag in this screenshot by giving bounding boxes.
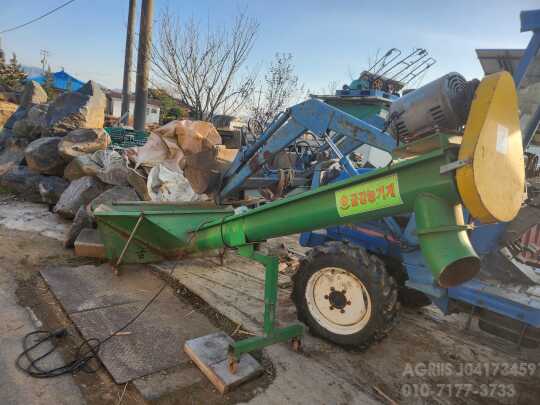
[146,164,204,202]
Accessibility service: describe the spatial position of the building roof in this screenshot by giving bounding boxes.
[476,49,524,76]
[107,90,161,107]
[28,69,85,92]
[212,114,241,128]
[476,48,540,144]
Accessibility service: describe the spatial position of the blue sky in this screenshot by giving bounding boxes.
[0,0,538,92]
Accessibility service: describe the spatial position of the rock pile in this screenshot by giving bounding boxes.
[0,80,238,249]
[0,80,140,246]
[0,100,18,128]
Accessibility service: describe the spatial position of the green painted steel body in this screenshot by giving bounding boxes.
[96,204,233,263]
[94,134,478,361]
[414,195,479,287]
[192,145,459,252]
[95,135,473,282]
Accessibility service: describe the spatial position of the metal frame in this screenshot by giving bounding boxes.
[229,244,303,360]
[218,98,396,200]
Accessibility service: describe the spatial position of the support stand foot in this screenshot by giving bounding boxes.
[184,332,263,394]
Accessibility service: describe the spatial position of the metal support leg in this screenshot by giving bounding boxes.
[517,323,528,350]
[260,253,278,335]
[113,214,144,275]
[464,305,476,331]
[228,245,304,364]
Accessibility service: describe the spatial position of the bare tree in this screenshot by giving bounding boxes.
[152,8,258,120]
[248,53,304,132]
[322,80,339,95]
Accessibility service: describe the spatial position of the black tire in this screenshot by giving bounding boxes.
[292,242,399,348]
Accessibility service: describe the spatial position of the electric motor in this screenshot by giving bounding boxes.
[388,72,479,142]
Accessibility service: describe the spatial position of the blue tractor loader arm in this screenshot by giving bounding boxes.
[217,98,396,202]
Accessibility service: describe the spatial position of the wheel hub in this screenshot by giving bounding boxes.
[305,267,372,335]
[327,290,347,310]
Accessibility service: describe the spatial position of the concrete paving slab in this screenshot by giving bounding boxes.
[70,296,215,383]
[184,332,263,394]
[41,264,166,313]
[42,264,217,385]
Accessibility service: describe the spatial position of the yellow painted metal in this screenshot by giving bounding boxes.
[456,71,525,223]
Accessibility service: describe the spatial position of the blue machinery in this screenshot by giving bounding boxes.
[214,10,540,347]
[300,10,540,345]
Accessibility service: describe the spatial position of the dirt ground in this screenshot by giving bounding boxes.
[2,224,142,405]
[3,223,274,405]
[163,248,540,405]
[1,205,540,404]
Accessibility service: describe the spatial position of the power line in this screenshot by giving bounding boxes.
[0,0,78,35]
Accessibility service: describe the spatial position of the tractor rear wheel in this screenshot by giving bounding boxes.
[292,242,399,348]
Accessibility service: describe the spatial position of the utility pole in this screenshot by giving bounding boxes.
[133,0,153,131]
[121,0,137,125]
[0,37,5,65]
[40,49,50,72]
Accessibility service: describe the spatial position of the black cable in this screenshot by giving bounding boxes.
[16,264,175,378]
[1,0,78,34]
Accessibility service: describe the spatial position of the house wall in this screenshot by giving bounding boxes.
[109,98,160,125]
[228,119,247,130]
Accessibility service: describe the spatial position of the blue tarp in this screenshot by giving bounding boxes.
[28,70,85,92]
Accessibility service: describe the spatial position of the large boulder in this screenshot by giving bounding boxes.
[65,185,140,248]
[63,154,101,181]
[54,176,108,219]
[0,130,26,175]
[0,129,12,151]
[1,129,31,150]
[25,137,66,175]
[12,104,49,140]
[0,165,48,202]
[3,106,28,130]
[87,185,139,218]
[46,81,106,136]
[93,150,129,186]
[0,147,25,176]
[20,80,48,108]
[63,150,128,185]
[0,101,19,128]
[58,128,110,159]
[38,176,70,205]
[127,168,152,201]
[64,206,93,248]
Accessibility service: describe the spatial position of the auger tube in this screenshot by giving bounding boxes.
[96,139,479,287]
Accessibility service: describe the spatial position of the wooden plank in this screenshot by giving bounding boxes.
[184,332,263,394]
[74,228,105,258]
